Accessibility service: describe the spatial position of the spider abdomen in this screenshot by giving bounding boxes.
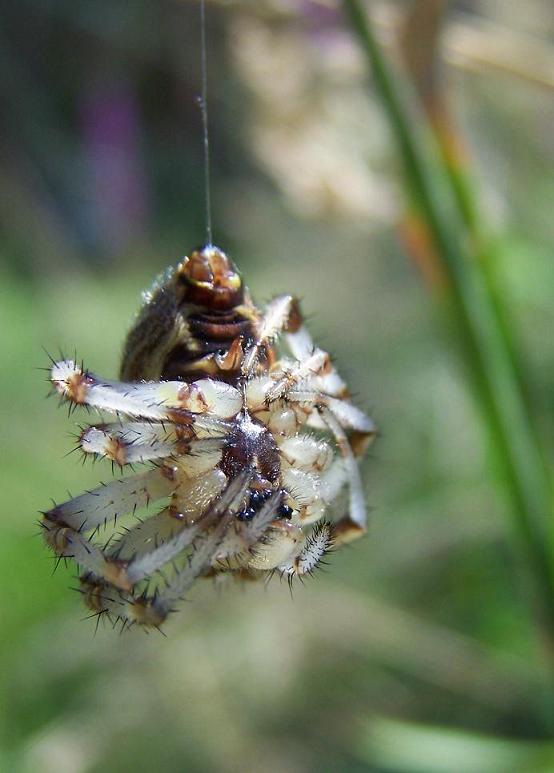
[160,312,256,382]
[122,246,262,383]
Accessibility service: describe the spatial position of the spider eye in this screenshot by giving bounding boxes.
[249,490,263,506]
[278,504,293,519]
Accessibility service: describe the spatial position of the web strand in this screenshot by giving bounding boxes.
[199,0,212,247]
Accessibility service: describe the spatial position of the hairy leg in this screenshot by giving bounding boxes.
[51,360,241,423]
[241,294,296,375]
[80,422,226,466]
[79,469,254,626]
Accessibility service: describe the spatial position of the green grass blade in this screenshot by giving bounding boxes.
[342,0,554,641]
[358,716,554,772]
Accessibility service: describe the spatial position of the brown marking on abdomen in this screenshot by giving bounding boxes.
[188,314,252,343]
[161,313,256,383]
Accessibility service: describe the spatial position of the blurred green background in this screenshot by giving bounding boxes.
[1,1,554,771]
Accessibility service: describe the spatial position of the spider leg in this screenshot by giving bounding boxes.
[270,383,370,542]
[115,467,254,584]
[63,433,230,577]
[42,468,176,591]
[105,507,188,561]
[245,516,334,577]
[62,449,229,596]
[265,349,332,403]
[154,522,231,616]
[287,388,377,457]
[51,360,241,422]
[241,294,296,375]
[241,294,335,384]
[79,469,255,626]
[247,520,305,572]
[80,422,226,466]
[278,521,334,577]
[98,466,230,586]
[284,299,350,398]
[211,483,329,575]
[318,407,368,544]
[42,468,175,533]
[212,492,283,570]
[243,293,376,449]
[244,350,333,413]
[106,466,246,563]
[45,523,134,590]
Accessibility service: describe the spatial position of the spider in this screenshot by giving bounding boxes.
[41,245,376,628]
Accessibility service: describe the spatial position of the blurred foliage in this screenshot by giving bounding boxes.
[1,1,554,771]
[346,0,554,685]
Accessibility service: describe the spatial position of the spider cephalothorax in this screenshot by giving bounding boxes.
[42,245,376,628]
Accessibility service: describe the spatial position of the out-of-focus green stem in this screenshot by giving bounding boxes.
[342,0,554,647]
